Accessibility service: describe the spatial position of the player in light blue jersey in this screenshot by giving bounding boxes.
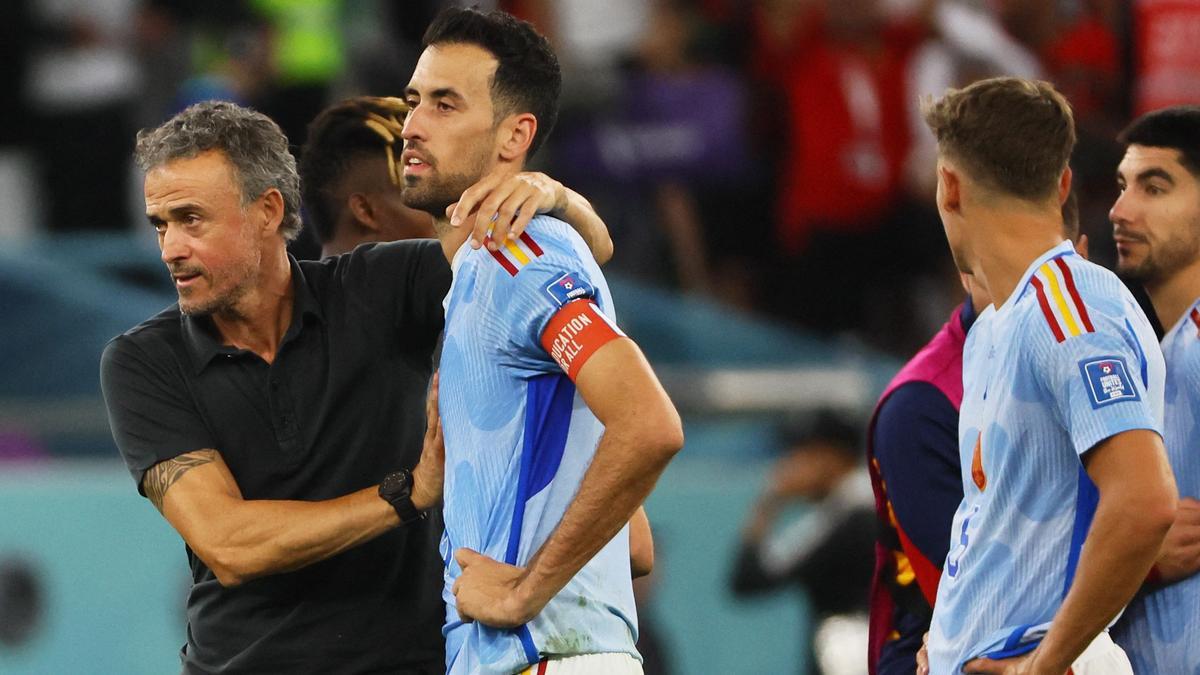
[1108,106,1200,673]
[919,78,1177,675]
[399,9,683,675]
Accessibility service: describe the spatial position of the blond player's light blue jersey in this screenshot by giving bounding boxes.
[1112,297,1200,673]
[928,241,1164,673]
[438,216,638,675]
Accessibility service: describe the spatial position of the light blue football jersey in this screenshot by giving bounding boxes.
[928,241,1165,673]
[1112,297,1200,673]
[437,216,638,675]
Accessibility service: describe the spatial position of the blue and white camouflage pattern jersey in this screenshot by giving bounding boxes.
[1112,296,1200,673]
[928,241,1164,673]
[437,215,639,675]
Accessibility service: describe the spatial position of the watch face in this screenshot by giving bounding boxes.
[381,471,411,499]
[380,470,423,524]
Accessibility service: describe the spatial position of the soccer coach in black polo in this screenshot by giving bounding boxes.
[99,100,611,673]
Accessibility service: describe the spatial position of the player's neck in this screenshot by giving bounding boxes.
[211,246,294,364]
[974,212,1065,309]
[435,216,471,263]
[1145,258,1200,331]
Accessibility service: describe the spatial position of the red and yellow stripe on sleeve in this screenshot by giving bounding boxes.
[487,232,545,276]
[1030,258,1095,343]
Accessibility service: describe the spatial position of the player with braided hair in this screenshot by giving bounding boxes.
[301,95,611,260]
[300,96,434,257]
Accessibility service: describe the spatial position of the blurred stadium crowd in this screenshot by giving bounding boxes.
[4,0,1193,355]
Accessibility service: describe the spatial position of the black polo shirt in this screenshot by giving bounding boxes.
[100,240,451,674]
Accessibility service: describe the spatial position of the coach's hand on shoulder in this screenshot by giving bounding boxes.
[411,373,445,511]
[447,170,566,252]
[1152,496,1200,583]
[452,548,549,628]
[447,170,614,265]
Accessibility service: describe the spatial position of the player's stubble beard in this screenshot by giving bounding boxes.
[1116,215,1200,287]
[402,143,492,232]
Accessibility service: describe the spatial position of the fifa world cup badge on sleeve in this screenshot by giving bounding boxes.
[544,272,595,307]
[1079,356,1140,408]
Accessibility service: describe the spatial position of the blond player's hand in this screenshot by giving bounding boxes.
[447,171,567,252]
[916,631,929,674]
[452,548,548,628]
[1154,496,1200,583]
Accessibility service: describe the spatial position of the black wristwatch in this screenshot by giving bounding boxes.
[379,470,426,526]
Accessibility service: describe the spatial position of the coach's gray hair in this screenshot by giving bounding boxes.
[134,101,303,241]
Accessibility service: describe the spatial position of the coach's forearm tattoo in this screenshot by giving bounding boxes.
[143,450,218,511]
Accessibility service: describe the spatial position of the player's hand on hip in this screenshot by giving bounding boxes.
[448,170,566,252]
[452,548,545,628]
[411,372,444,511]
[1154,496,1200,583]
[916,631,930,675]
[963,652,1061,675]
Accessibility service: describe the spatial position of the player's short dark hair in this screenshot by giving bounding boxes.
[300,97,408,244]
[422,7,561,158]
[1118,106,1200,179]
[922,77,1076,202]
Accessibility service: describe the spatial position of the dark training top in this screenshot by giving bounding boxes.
[868,301,974,675]
[100,241,450,674]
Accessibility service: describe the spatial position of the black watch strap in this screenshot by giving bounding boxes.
[378,470,426,526]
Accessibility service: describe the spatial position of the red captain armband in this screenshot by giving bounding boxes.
[539,299,624,380]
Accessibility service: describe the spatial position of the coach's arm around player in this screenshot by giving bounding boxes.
[963,429,1176,675]
[126,381,445,588]
[451,338,683,627]
[447,170,613,266]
